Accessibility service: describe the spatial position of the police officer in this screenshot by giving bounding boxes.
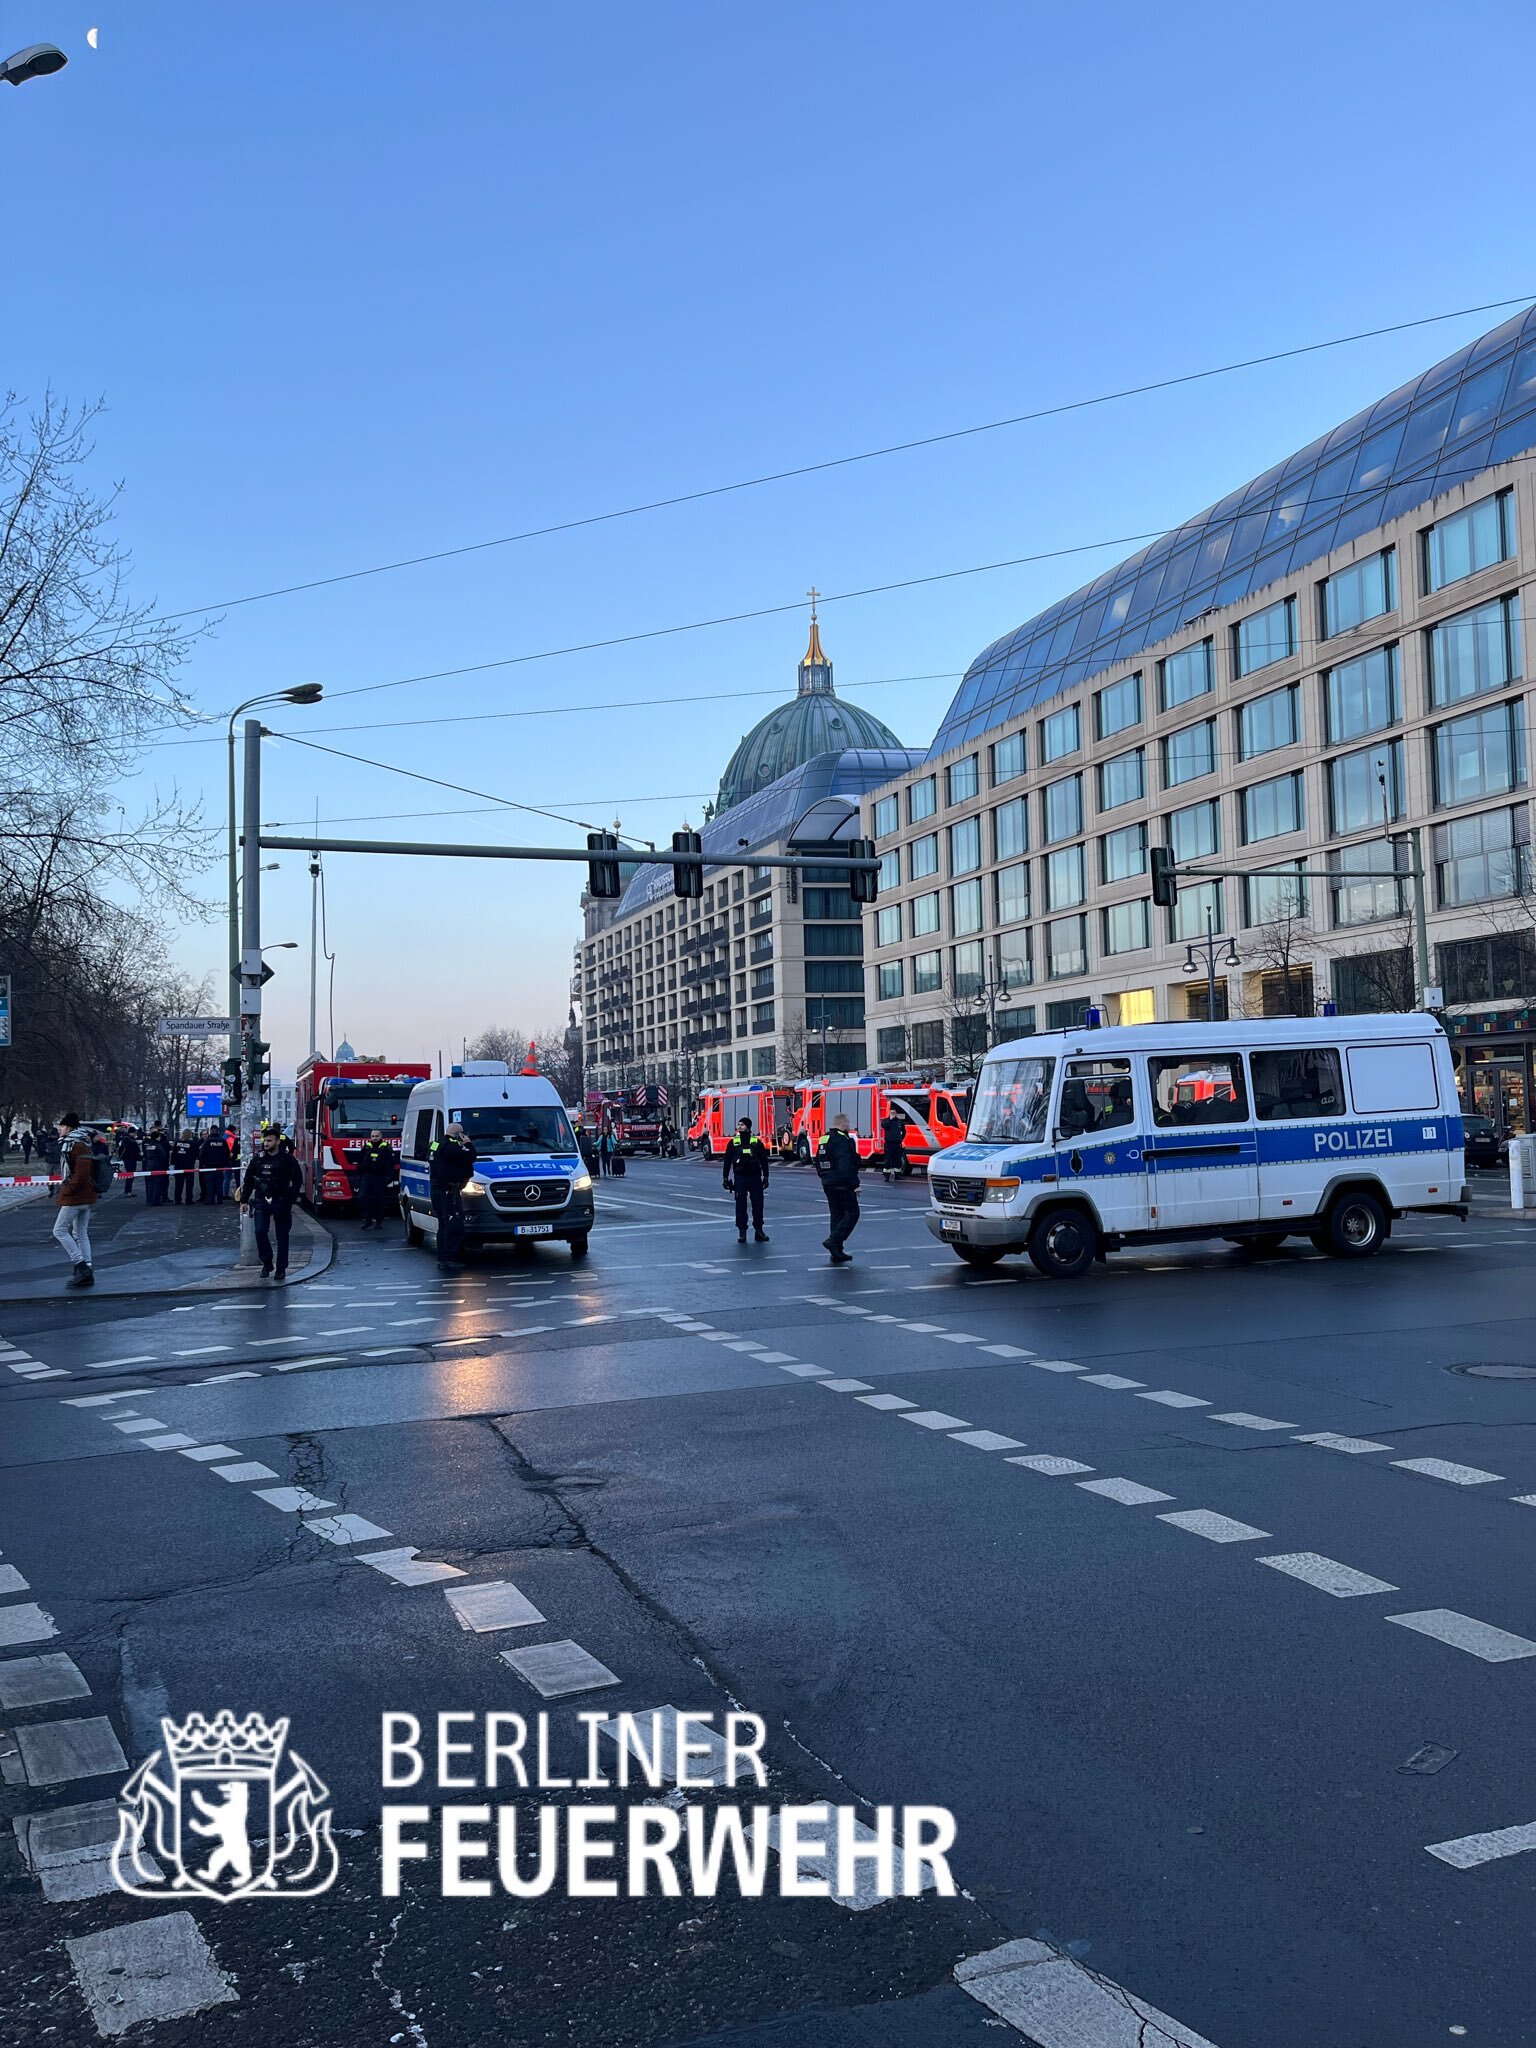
[171,1129,197,1204]
[880,1107,910,1179]
[429,1120,476,1273]
[239,1126,303,1281]
[817,1111,861,1264]
[355,1127,395,1231]
[722,1117,771,1243]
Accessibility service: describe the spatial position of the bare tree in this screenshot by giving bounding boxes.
[465,1025,531,1066]
[1236,910,1317,1019]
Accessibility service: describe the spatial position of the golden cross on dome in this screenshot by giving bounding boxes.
[806,586,820,620]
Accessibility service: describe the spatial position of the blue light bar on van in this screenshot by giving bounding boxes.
[450,1065,464,1076]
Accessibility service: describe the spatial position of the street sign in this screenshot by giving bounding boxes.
[186,1086,224,1119]
[159,1016,234,1039]
[0,974,9,1049]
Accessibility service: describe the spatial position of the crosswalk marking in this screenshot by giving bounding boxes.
[1077,1478,1172,1506]
[1426,1820,1536,1869]
[1387,1609,1536,1662]
[956,1936,1219,2047]
[1257,1553,1397,1597]
[1159,1510,1270,1543]
[1391,1457,1504,1487]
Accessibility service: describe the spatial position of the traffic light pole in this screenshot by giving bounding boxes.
[237,719,263,1265]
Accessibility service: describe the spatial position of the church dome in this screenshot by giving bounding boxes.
[712,608,903,816]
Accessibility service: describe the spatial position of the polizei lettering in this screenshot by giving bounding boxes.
[1313,1126,1394,1153]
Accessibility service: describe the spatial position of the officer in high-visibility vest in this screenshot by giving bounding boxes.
[722,1118,772,1243]
[355,1128,396,1232]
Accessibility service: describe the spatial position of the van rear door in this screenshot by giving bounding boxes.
[1144,1050,1258,1231]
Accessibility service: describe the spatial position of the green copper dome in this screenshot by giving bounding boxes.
[713,614,903,815]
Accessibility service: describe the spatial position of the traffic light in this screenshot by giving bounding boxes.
[220,1056,244,1106]
[587,830,621,899]
[244,1038,271,1093]
[1150,846,1178,909]
[671,829,703,899]
[847,837,879,904]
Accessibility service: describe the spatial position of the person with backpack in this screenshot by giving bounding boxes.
[722,1117,771,1243]
[52,1113,102,1288]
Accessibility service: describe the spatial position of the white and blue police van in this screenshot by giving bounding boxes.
[928,1013,1467,1277]
[398,1062,595,1259]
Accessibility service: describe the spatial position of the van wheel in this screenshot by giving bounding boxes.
[953,1245,1005,1267]
[1321,1189,1389,1258]
[402,1201,424,1248]
[569,1233,590,1260]
[1027,1207,1099,1279]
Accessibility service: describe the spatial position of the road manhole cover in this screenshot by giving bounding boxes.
[1449,1362,1536,1380]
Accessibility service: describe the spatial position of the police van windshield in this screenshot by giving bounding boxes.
[457,1105,576,1154]
[326,1089,411,1130]
[968,1058,1055,1145]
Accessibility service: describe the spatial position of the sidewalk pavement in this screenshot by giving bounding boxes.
[0,1186,334,1302]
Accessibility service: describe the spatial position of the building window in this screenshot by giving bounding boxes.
[805,960,862,992]
[1241,771,1305,843]
[804,887,857,918]
[1101,821,1149,882]
[804,925,864,955]
[910,1020,944,1062]
[1046,844,1086,910]
[1319,547,1397,639]
[876,905,902,947]
[992,1005,1037,1037]
[990,732,1026,784]
[750,966,774,998]
[1041,703,1081,763]
[951,878,984,936]
[1043,773,1083,843]
[994,796,1028,860]
[877,1025,908,1063]
[1433,805,1532,907]
[877,849,901,892]
[1423,490,1515,593]
[1427,595,1523,707]
[952,941,985,997]
[752,1002,775,1029]
[1095,673,1142,740]
[1332,947,1415,1012]
[910,890,941,936]
[997,927,1032,988]
[1328,840,1407,927]
[910,776,937,822]
[877,961,904,1001]
[1163,719,1217,788]
[1097,746,1145,812]
[912,950,942,995]
[949,817,982,875]
[947,755,980,805]
[1243,864,1307,925]
[909,833,939,880]
[1237,682,1301,761]
[1103,899,1150,954]
[1168,798,1219,861]
[1437,931,1536,1005]
[1159,638,1213,711]
[996,861,1030,925]
[752,1047,776,1075]
[1328,740,1404,835]
[1324,644,1399,744]
[1046,915,1088,979]
[1432,701,1526,807]
[1171,879,1222,943]
[1046,998,1092,1029]
[873,793,900,837]
[1233,596,1296,678]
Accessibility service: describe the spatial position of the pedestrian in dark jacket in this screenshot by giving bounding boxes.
[143,1127,171,1205]
[19,1129,33,1164]
[880,1110,910,1179]
[118,1128,142,1195]
[171,1131,197,1204]
[198,1131,228,1204]
[239,1128,304,1279]
[52,1115,98,1289]
[355,1129,395,1231]
[817,1113,862,1264]
[722,1119,772,1242]
[429,1122,476,1272]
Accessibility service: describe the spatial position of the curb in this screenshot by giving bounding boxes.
[0,1204,338,1306]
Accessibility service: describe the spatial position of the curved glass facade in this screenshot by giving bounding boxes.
[931,305,1536,755]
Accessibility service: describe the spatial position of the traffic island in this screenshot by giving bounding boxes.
[0,1189,334,1303]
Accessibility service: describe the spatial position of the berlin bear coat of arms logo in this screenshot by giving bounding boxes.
[113,1710,338,1901]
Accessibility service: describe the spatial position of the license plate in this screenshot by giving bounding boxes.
[513,1223,554,1237]
[940,1218,964,1238]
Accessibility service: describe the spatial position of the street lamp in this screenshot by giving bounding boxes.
[1182,907,1240,1021]
[1,42,67,86]
[226,685,323,1064]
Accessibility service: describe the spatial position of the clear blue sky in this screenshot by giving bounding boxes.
[8,0,1534,1071]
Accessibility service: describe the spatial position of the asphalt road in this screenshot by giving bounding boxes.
[2,1158,1534,2048]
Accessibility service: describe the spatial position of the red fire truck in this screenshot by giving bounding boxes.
[790,1077,972,1168]
[586,1085,680,1156]
[689,1084,798,1157]
[295,1057,432,1210]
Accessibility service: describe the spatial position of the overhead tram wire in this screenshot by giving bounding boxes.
[158,292,1535,623]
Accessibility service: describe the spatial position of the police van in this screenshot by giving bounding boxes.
[928,1014,1466,1277]
[398,1062,595,1259]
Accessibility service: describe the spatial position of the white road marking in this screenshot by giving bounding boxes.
[1031,1359,1086,1374]
[1008,1454,1095,1476]
[500,1640,621,1698]
[752,1810,940,1912]
[62,1390,149,1406]
[0,1652,89,1708]
[1258,1553,1398,1597]
[301,1513,393,1545]
[141,1434,200,1451]
[112,1419,167,1434]
[209,1462,280,1483]
[0,1604,57,1647]
[753,1350,797,1364]
[315,1325,372,1337]
[176,1444,240,1461]
[249,1335,311,1347]
[1211,1412,1296,1431]
[1386,1609,1536,1662]
[1391,1457,1504,1486]
[387,1317,434,1326]
[981,1343,1036,1358]
[780,1363,830,1378]
[900,1409,972,1430]
[949,1429,1027,1452]
[1426,1820,1536,1870]
[723,1340,769,1353]
[356,1547,467,1586]
[1079,1475,1177,1506]
[817,1378,875,1393]
[444,1580,545,1632]
[172,1344,231,1356]
[858,1393,918,1411]
[16,1797,150,1900]
[253,1487,336,1513]
[361,1347,415,1358]
[936,1332,986,1346]
[1512,1495,1536,1508]
[0,1563,28,1594]
[694,1330,745,1343]
[84,1355,156,1370]
[1159,1510,1270,1543]
[14,1715,128,1785]
[831,1304,871,1316]
[955,1936,1219,2047]
[1137,1390,1211,1409]
[198,1371,260,1382]
[66,1911,238,2034]
[1294,1432,1392,1454]
[900,1322,943,1333]
[1081,1373,1144,1390]
[276,1354,348,1369]
[597,1704,759,1787]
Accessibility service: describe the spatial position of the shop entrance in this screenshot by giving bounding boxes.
[1468,1056,1529,1139]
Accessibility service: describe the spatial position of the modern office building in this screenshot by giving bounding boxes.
[863,305,1536,1137]
[579,622,919,1097]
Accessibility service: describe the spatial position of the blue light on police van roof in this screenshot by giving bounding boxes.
[451,1064,464,1077]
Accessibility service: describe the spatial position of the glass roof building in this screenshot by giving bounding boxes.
[932,305,1536,755]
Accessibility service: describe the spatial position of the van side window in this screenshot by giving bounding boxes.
[1058,1059,1135,1137]
[1251,1048,1345,1121]
[934,1097,959,1128]
[410,1109,435,1158]
[1148,1055,1248,1127]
